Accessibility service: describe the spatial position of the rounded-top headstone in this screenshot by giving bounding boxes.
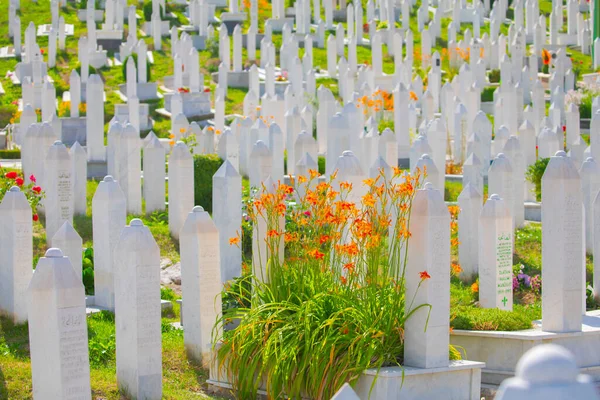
[45,248,64,258]
[518,344,578,384]
[130,218,143,227]
[192,206,204,213]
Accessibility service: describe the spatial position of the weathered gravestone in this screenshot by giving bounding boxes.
[28,248,91,400]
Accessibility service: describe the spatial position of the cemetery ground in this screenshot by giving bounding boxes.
[1,0,600,396]
[0,173,582,398]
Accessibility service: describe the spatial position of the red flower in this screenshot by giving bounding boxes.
[32,186,42,194]
[562,125,566,132]
[304,211,311,217]
[32,214,39,222]
[204,88,211,93]
[15,177,24,186]
[419,271,431,280]
[5,171,17,179]
[29,174,36,182]
[40,49,45,55]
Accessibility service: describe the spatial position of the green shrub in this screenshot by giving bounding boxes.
[581,96,592,119]
[488,69,501,83]
[0,149,21,159]
[160,286,179,301]
[525,158,550,202]
[121,54,152,83]
[318,155,326,175]
[75,64,97,77]
[193,154,223,213]
[451,306,534,331]
[481,86,495,102]
[143,1,164,21]
[82,247,94,295]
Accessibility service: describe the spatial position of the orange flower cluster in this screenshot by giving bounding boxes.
[542,49,551,66]
[448,205,460,248]
[246,166,426,288]
[356,89,394,115]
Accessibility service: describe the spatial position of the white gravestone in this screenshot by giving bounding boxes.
[580,157,600,254]
[92,176,126,311]
[180,206,223,364]
[118,124,142,215]
[213,160,242,283]
[458,183,482,281]
[70,142,87,216]
[51,221,83,281]
[45,140,74,244]
[143,133,166,214]
[114,219,162,399]
[28,248,91,400]
[479,194,513,311]
[168,142,195,239]
[404,182,450,369]
[542,151,584,333]
[0,187,33,324]
[495,344,600,400]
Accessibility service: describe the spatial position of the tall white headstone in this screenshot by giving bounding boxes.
[92,176,126,311]
[458,183,482,281]
[168,142,195,239]
[70,142,87,216]
[0,187,32,323]
[51,221,83,281]
[180,206,222,364]
[28,248,91,400]
[45,140,74,243]
[404,182,450,369]
[143,133,166,214]
[114,219,162,398]
[542,151,583,333]
[479,194,513,311]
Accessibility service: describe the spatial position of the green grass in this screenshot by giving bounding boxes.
[0,305,222,399]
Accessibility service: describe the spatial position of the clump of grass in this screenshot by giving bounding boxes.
[215,169,460,399]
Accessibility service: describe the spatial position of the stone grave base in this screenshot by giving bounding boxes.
[220,12,247,35]
[265,18,295,32]
[97,38,122,51]
[118,82,159,101]
[212,71,250,88]
[87,160,108,179]
[191,34,206,50]
[114,103,152,130]
[450,311,600,386]
[242,33,264,49]
[60,117,87,146]
[355,361,485,400]
[77,9,104,22]
[557,33,578,46]
[37,24,74,37]
[207,360,484,400]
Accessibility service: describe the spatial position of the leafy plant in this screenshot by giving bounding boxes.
[480,86,495,102]
[143,1,164,21]
[205,37,220,59]
[488,69,501,83]
[121,53,152,83]
[82,247,95,295]
[525,158,550,202]
[161,286,179,301]
[193,154,223,213]
[215,169,459,398]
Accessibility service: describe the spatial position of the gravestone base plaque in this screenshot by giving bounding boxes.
[451,311,600,386]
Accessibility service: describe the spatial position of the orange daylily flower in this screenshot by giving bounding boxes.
[419,271,431,280]
[542,49,551,66]
[409,91,418,101]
